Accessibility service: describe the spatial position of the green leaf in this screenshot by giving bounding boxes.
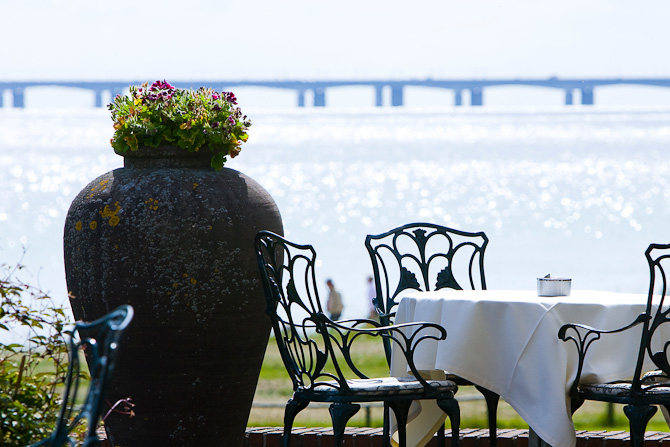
[210,152,227,171]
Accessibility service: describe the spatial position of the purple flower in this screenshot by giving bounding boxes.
[227,116,236,125]
[212,93,220,100]
[225,92,237,104]
[211,122,220,128]
[150,80,175,92]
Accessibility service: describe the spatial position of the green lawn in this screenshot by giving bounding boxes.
[251,336,670,432]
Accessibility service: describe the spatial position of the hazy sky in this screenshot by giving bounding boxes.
[3,0,670,81]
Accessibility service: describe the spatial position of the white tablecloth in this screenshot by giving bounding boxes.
[391,290,660,447]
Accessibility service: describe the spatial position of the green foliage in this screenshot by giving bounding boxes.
[0,263,71,447]
[108,80,252,171]
[0,366,62,445]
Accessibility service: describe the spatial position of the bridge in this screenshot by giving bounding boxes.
[2,78,670,108]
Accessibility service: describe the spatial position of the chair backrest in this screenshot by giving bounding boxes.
[632,243,670,389]
[255,231,370,394]
[31,305,134,447]
[365,223,488,324]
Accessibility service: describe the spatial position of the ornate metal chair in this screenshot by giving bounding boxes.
[559,243,670,447]
[365,223,499,447]
[255,230,461,447]
[29,305,134,447]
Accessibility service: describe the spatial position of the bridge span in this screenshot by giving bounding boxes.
[2,78,670,108]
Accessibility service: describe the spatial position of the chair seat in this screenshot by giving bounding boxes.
[311,376,458,396]
[580,381,670,399]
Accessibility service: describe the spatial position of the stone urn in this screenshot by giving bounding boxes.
[63,147,283,447]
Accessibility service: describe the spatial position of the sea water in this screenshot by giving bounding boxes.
[1,105,670,319]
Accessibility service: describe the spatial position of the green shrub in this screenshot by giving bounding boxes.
[0,263,71,447]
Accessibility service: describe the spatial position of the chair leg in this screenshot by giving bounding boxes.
[382,402,391,447]
[437,422,446,447]
[437,398,460,447]
[623,404,657,447]
[329,402,361,447]
[283,399,309,447]
[387,401,413,447]
[475,386,498,447]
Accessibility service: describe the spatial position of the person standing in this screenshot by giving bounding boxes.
[326,279,343,321]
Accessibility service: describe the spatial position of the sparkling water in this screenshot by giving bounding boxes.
[2,105,670,319]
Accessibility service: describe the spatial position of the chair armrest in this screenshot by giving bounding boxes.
[382,321,449,391]
[325,316,446,343]
[558,313,649,396]
[371,296,396,322]
[376,309,396,321]
[322,315,447,390]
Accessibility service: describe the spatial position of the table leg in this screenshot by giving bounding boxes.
[528,428,552,447]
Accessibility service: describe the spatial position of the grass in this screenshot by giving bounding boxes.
[250,336,670,432]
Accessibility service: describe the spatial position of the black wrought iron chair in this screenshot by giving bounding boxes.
[365,223,500,447]
[559,243,670,447]
[29,305,134,447]
[255,230,461,447]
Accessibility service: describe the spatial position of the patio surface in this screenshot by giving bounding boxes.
[96,427,670,447]
[242,427,670,447]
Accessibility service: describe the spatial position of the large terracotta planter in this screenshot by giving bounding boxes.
[63,147,283,447]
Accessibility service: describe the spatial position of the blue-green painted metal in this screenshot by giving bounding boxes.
[28,305,134,447]
[255,231,460,447]
[365,223,498,447]
[560,243,670,447]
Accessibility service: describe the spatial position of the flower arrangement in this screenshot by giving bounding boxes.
[108,80,251,170]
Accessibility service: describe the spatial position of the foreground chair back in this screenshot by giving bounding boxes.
[560,243,670,447]
[29,305,134,447]
[256,230,460,447]
[365,223,488,330]
[365,223,499,447]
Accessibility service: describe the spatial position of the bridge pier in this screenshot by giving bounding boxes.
[565,89,574,105]
[454,90,463,107]
[297,90,305,107]
[391,86,403,106]
[375,86,383,107]
[13,88,25,108]
[581,87,594,105]
[0,90,3,108]
[95,89,105,108]
[313,88,326,107]
[471,87,483,106]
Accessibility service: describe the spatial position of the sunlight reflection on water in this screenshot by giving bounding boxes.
[2,106,670,318]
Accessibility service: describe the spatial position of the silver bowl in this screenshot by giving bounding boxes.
[537,276,571,297]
